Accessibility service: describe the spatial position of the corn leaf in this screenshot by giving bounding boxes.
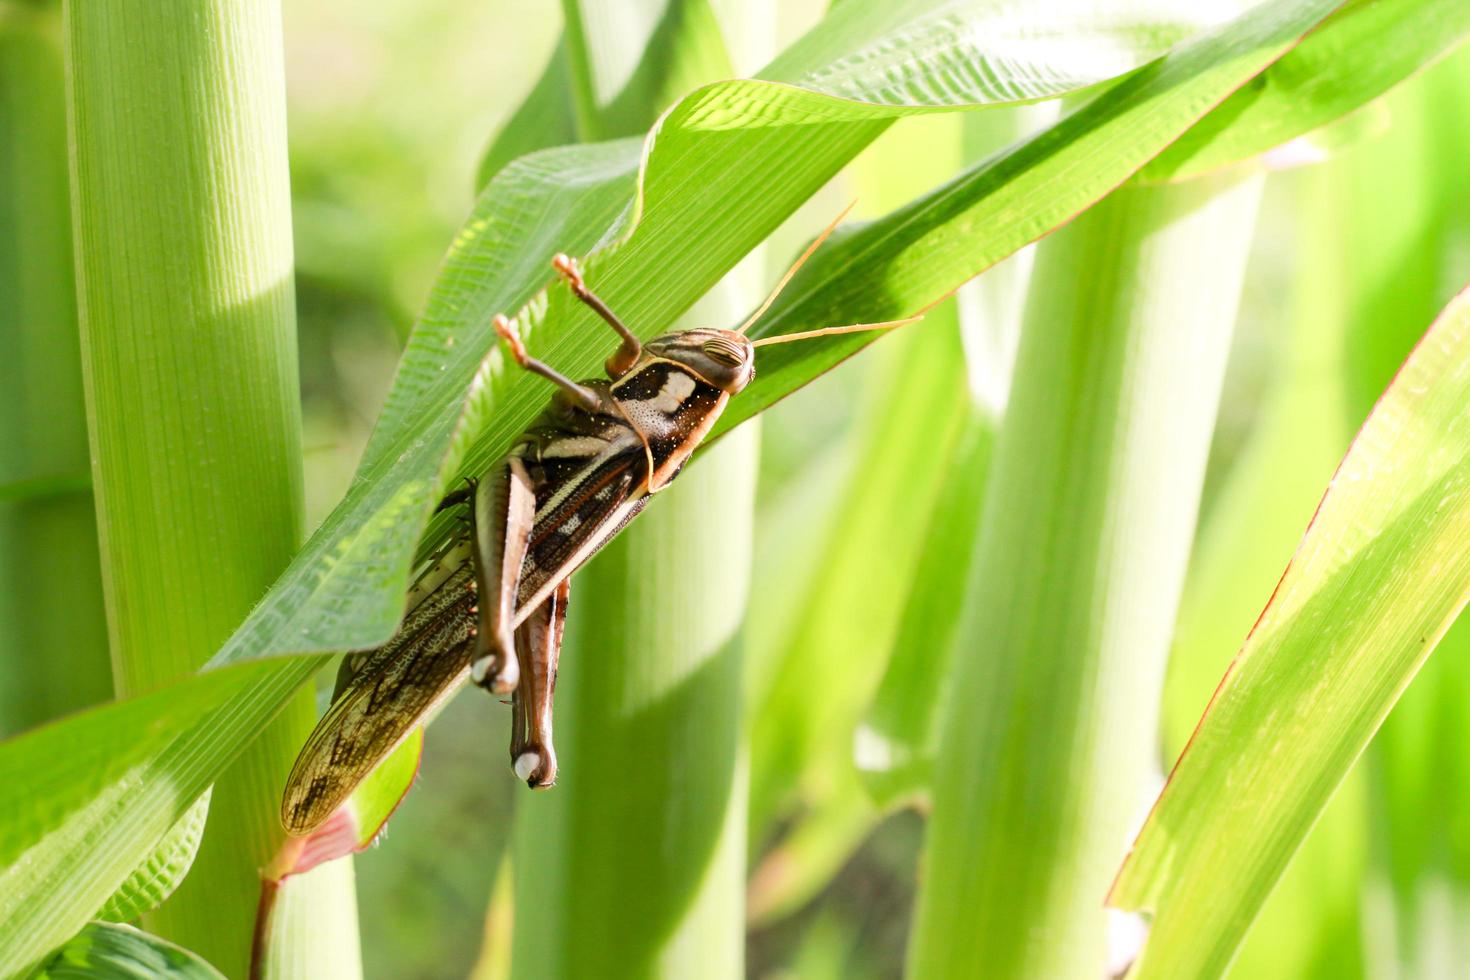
[1111,285,1470,978]
[96,793,212,925]
[31,922,224,980]
[0,0,1361,968]
[1142,0,1470,182]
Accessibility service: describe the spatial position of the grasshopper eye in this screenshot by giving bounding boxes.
[702,337,744,366]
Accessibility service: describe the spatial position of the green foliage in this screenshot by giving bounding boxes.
[0,660,304,971]
[1112,286,1470,976]
[97,793,211,925]
[912,167,1266,979]
[60,1,360,974]
[503,8,754,976]
[0,1,110,736]
[31,922,225,980]
[2,0,1468,974]
[1142,0,1470,182]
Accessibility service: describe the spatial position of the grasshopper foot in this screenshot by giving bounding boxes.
[470,636,519,694]
[512,743,557,788]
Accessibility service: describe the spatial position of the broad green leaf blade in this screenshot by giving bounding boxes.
[96,792,211,924]
[908,162,1265,980]
[1344,48,1470,970]
[207,0,1193,673]
[1161,166,1364,979]
[1141,0,1470,182]
[0,659,312,976]
[0,0,1366,964]
[1111,286,1470,979]
[760,0,1209,107]
[31,922,225,980]
[708,0,1349,437]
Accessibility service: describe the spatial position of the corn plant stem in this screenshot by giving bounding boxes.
[506,7,754,977]
[62,2,358,976]
[0,7,111,734]
[909,169,1265,979]
[510,421,758,980]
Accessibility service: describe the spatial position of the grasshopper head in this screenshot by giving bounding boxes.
[645,327,755,394]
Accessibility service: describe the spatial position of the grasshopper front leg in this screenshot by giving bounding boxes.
[511,576,568,788]
[470,457,536,694]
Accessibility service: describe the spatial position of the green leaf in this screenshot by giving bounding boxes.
[908,162,1266,979]
[561,0,734,140]
[205,0,1198,674]
[1141,0,1470,182]
[747,317,969,839]
[1111,286,1470,979]
[30,922,224,980]
[1160,165,1364,978]
[0,659,313,975]
[505,8,755,975]
[0,0,1371,966]
[704,0,1349,439]
[96,792,211,924]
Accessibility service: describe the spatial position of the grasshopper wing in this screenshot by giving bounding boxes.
[281,561,477,836]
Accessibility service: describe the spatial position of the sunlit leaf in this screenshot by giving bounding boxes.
[0,660,303,973]
[1112,286,1470,979]
[1142,0,1470,182]
[0,0,1366,967]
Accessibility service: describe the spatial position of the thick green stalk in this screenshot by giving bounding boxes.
[63,2,358,975]
[506,7,756,977]
[0,5,110,734]
[510,420,757,980]
[909,170,1264,979]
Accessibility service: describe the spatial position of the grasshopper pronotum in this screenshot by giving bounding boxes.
[281,207,921,835]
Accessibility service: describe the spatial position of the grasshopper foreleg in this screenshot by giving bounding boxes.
[551,254,641,377]
[493,314,600,412]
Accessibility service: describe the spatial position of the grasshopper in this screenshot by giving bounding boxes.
[281,207,919,836]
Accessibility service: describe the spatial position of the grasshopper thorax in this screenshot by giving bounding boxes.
[639,327,755,395]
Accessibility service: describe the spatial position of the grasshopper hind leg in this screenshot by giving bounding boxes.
[470,457,536,694]
[510,576,568,788]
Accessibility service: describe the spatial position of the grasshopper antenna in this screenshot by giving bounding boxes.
[736,200,857,336]
[749,313,927,348]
